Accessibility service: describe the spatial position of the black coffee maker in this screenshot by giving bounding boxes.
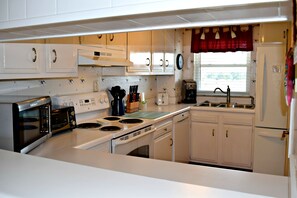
[109,86,126,116]
[181,79,197,103]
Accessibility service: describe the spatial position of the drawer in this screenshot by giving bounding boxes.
[223,114,254,126]
[191,111,219,123]
[154,121,173,139]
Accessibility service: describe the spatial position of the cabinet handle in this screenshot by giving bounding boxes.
[109,34,114,42]
[170,138,173,146]
[212,129,215,136]
[226,130,229,138]
[159,59,163,66]
[145,58,150,66]
[97,34,103,39]
[52,49,57,63]
[32,48,37,62]
[165,60,169,67]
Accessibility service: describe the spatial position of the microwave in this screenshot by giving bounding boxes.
[51,106,76,135]
[0,95,51,153]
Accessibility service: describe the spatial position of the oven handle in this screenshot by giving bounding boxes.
[113,128,156,146]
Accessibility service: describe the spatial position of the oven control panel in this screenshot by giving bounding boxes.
[52,91,110,114]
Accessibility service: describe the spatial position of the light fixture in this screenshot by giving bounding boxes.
[200,29,205,40]
[231,27,236,38]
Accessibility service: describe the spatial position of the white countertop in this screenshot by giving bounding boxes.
[0,149,285,198]
[8,104,288,197]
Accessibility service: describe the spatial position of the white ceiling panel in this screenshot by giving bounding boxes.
[0,1,292,41]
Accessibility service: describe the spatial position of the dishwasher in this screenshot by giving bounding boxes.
[173,111,190,163]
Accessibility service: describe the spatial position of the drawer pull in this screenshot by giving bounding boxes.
[170,138,173,146]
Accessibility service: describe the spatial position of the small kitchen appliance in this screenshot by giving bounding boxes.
[51,106,76,135]
[0,95,51,153]
[181,79,197,103]
[156,93,169,106]
[109,86,126,116]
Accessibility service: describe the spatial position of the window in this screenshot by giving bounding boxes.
[194,51,251,94]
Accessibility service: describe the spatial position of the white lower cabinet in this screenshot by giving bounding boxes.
[191,122,219,163]
[221,125,253,168]
[190,110,254,169]
[153,120,173,161]
[0,43,78,79]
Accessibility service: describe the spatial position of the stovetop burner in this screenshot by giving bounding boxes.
[77,123,101,128]
[119,118,143,124]
[100,126,122,131]
[104,116,121,121]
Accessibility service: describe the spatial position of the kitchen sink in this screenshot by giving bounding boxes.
[198,101,255,109]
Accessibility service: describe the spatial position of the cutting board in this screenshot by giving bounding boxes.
[124,111,170,119]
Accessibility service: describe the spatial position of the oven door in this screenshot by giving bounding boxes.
[112,127,155,158]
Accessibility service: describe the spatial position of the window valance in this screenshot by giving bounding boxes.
[191,25,253,53]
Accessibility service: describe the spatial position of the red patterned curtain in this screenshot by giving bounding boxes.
[191,25,253,53]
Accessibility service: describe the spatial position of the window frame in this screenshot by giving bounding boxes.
[193,51,252,96]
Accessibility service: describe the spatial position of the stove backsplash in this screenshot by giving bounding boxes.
[0,67,161,107]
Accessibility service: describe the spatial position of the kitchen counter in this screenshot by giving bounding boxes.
[0,149,277,198]
[24,104,288,197]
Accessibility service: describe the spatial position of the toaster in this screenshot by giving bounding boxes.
[156,93,169,106]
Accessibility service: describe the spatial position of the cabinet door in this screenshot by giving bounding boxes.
[151,30,165,73]
[106,33,127,50]
[127,31,151,73]
[174,116,190,163]
[164,29,175,74]
[80,34,107,46]
[154,132,173,161]
[45,44,78,74]
[221,125,253,169]
[0,43,43,74]
[191,122,218,163]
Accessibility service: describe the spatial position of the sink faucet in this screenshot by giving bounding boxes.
[213,86,231,105]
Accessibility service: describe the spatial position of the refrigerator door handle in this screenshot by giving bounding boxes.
[258,130,284,139]
[260,54,267,122]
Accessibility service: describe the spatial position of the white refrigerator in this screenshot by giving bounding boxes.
[253,43,288,176]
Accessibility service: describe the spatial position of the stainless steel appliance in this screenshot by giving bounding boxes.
[181,79,197,103]
[0,95,51,153]
[51,106,76,135]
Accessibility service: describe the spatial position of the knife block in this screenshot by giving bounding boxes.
[126,95,139,113]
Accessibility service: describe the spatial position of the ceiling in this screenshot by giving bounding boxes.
[0,1,292,42]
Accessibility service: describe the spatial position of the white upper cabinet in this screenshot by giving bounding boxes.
[45,44,78,74]
[127,31,152,73]
[81,33,127,51]
[152,30,165,73]
[0,43,78,79]
[151,30,175,75]
[80,34,107,47]
[0,43,43,74]
[106,33,127,51]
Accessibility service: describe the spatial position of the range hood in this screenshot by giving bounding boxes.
[78,46,133,67]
